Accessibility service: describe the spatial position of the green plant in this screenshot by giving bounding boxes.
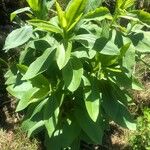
[129,108,150,150]
[3,0,150,149]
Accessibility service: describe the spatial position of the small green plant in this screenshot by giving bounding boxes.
[129,108,150,150]
[2,0,150,149]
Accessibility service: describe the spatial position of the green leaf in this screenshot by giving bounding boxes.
[62,57,83,92]
[84,77,100,122]
[0,58,8,67]
[72,34,97,49]
[108,72,132,88]
[56,43,65,70]
[22,47,56,80]
[16,87,39,112]
[119,42,131,59]
[132,76,144,90]
[108,82,130,105]
[123,0,135,9]
[63,42,72,68]
[85,7,112,21]
[85,90,100,122]
[131,10,150,25]
[19,35,55,65]
[101,81,136,130]
[129,31,150,53]
[3,26,33,51]
[82,75,91,87]
[31,98,49,118]
[122,44,135,76]
[11,7,31,21]
[70,138,80,150]
[6,74,49,112]
[44,109,59,138]
[8,65,50,112]
[44,95,61,137]
[17,64,50,87]
[28,120,45,137]
[56,42,72,70]
[27,0,41,12]
[45,121,81,149]
[7,68,50,112]
[66,0,87,28]
[5,65,18,85]
[7,81,35,100]
[61,121,81,147]
[72,47,96,59]
[28,19,62,34]
[19,41,35,65]
[56,1,67,29]
[116,0,135,10]
[101,20,110,39]
[67,13,83,31]
[93,37,119,55]
[21,105,44,133]
[74,108,103,144]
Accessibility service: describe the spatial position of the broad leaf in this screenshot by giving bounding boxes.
[7,68,50,112]
[31,98,49,118]
[122,45,135,76]
[129,31,150,53]
[11,7,31,21]
[7,81,35,100]
[116,0,135,10]
[132,76,144,90]
[45,121,81,149]
[62,57,83,92]
[28,120,45,137]
[85,91,100,122]
[67,13,83,31]
[19,41,35,65]
[22,108,44,135]
[56,42,72,70]
[22,47,56,80]
[85,7,112,21]
[28,19,62,34]
[15,87,39,112]
[27,0,41,12]
[93,37,119,55]
[56,1,67,29]
[101,20,110,39]
[66,0,87,28]
[26,0,48,18]
[74,108,103,144]
[131,10,150,25]
[84,77,100,122]
[72,34,97,49]
[3,26,33,51]
[72,47,96,59]
[44,94,61,137]
[101,81,136,130]
[56,43,65,70]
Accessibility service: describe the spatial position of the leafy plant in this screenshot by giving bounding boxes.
[129,107,150,150]
[3,0,150,149]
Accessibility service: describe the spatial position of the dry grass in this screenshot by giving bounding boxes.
[0,128,39,150]
[133,55,150,106]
